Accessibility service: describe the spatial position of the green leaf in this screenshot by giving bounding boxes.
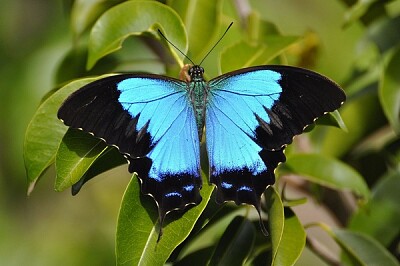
[266,186,284,265]
[273,208,306,266]
[266,187,306,265]
[87,1,187,69]
[315,110,348,131]
[71,0,124,37]
[320,89,385,158]
[282,154,370,199]
[55,44,119,84]
[362,16,400,53]
[331,229,399,266]
[23,77,101,194]
[71,147,127,195]
[55,129,108,192]
[174,246,215,266]
[379,45,400,134]
[176,207,247,261]
[116,172,214,265]
[247,16,281,43]
[169,0,222,63]
[343,0,381,27]
[220,41,261,73]
[220,36,300,73]
[348,171,400,246]
[209,216,256,265]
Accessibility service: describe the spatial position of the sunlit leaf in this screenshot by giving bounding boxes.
[71,147,126,195]
[87,1,187,69]
[55,128,108,191]
[266,186,284,265]
[23,78,102,193]
[273,208,306,266]
[71,0,124,37]
[116,172,214,265]
[265,187,306,265]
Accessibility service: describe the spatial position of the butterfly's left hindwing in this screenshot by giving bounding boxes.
[206,66,345,209]
[58,74,202,222]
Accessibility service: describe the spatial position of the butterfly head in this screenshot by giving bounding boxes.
[188,65,204,82]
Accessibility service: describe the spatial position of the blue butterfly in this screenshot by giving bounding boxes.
[58,63,345,235]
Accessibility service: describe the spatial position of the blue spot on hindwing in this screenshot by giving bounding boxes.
[183,184,194,192]
[165,192,183,198]
[238,186,252,192]
[221,182,233,189]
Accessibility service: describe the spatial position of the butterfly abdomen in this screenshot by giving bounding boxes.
[189,78,208,140]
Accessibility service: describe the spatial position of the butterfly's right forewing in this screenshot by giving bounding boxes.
[58,74,202,223]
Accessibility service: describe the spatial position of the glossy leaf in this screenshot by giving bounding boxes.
[55,128,108,192]
[87,1,187,69]
[282,154,370,199]
[116,172,214,265]
[209,216,256,265]
[273,208,306,266]
[379,46,400,134]
[71,147,127,195]
[266,186,284,264]
[70,0,124,37]
[332,229,399,266]
[266,187,306,266]
[23,78,101,193]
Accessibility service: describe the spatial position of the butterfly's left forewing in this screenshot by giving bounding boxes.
[206,69,286,211]
[206,66,345,211]
[58,74,202,223]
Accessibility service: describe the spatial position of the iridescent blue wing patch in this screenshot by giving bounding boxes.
[206,66,345,216]
[58,74,202,225]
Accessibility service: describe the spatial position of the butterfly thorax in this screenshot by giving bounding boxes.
[188,65,208,140]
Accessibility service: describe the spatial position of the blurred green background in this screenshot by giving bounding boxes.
[1,0,399,265]
[0,1,125,264]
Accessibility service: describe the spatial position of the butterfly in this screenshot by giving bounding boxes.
[57,17,343,239]
[58,62,345,236]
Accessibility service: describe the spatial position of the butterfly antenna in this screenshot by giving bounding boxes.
[157,29,195,65]
[198,22,233,66]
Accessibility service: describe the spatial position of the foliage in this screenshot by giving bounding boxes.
[16,0,400,265]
